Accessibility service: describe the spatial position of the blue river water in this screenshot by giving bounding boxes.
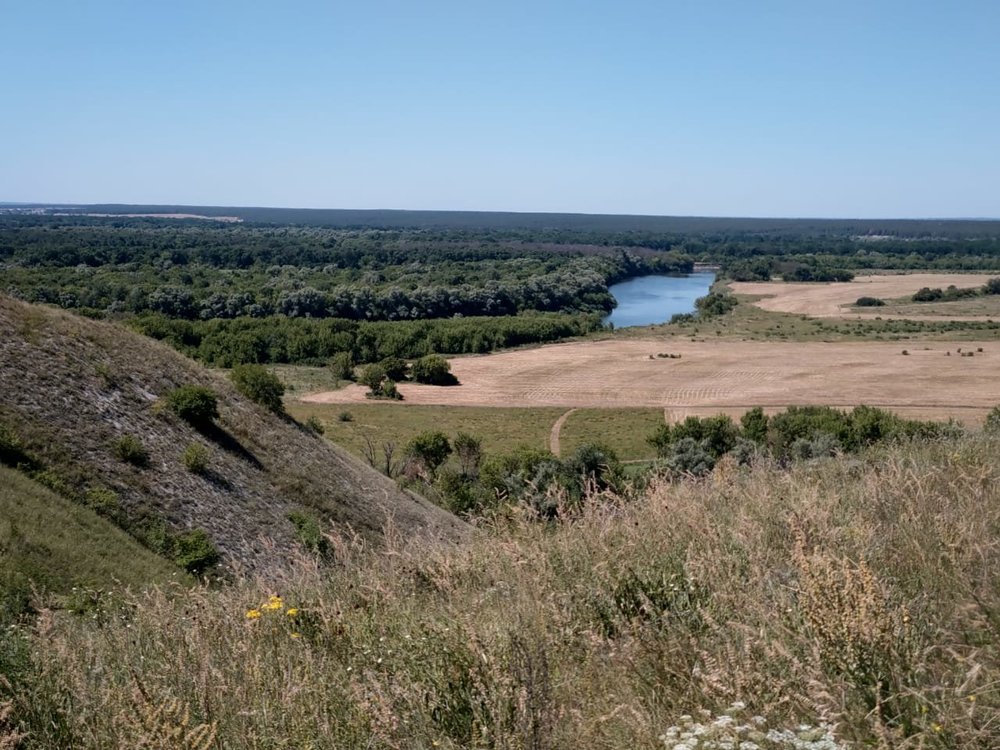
[603,272,716,328]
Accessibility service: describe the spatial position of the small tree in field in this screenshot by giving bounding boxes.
[405,431,452,478]
[359,363,387,392]
[410,354,458,385]
[328,351,355,381]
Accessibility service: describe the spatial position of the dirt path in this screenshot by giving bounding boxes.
[549,408,578,456]
[302,338,998,425]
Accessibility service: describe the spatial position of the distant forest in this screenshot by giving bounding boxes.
[2,209,999,364]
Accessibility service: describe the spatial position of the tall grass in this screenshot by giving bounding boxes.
[7,436,1000,748]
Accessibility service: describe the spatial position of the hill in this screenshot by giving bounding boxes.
[0,467,183,609]
[0,296,466,572]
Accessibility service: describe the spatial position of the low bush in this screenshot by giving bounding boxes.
[410,354,458,385]
[165,385,219,427]
[985,406,1000,435]
[172,529,220,575]
[182,442,210,474]
[230,364,285,414]
[327,351,355,381]
[111,435,149,467]
[855,296,885,307]
[0,424,30,467]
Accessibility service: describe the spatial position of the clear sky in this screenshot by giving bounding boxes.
[2,1,998,218]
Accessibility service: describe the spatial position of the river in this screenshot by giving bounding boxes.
[603,272,716,328]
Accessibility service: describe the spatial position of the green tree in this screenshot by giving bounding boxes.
[230,364,285,414]
[359,363,387,392]
[328,351,355,381]
[405,431,452,477]
[453,432,482,478]
[410,354,458,385]
[379,357,409,381]
[740,407,769,444]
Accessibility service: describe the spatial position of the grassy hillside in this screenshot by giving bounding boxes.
[0,467,183,609]
[5,435,998,748]
[0,296,466,572]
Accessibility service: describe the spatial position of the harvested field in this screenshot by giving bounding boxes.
[730,272,995,319]
[301,338,998,425]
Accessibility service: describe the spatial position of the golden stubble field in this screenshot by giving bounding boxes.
[730,272,996,319]
[301,273,1000,427]
[303,338,998,425]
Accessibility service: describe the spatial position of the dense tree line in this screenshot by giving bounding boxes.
[1,219,693,321]
[132,312,605,367]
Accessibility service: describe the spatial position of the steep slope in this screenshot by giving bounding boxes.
[0,296,467,571]
[1,467,183,600]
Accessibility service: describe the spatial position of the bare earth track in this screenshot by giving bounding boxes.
[303,338,999,425]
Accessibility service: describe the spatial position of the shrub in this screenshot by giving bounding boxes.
[183,442,210,474]
[855,296,885,307]
[663,437,715,476]
[328,351,355,381]
[453,432,482,478]
[694,291,737,318]
[112,435,149,467]
[0,424,30,467]
[337,411,353,422]
[985,406,1000,435]
[288,511,331,557]
[410,354,458,385]
[562,442,623,499]
[379,357,409,382]
[912,287,943,302]
[405,431,452,477]
[84,487,125,525]
[790,433,841,460]
[305,416,325,434]
[165,385,219,427]
[435,469,481,516]
[172,529,220,575]
[984,277,1000,295]
[230,364,285,414]
[650,415,739,458]
[359,363,387,392]
[767,406,852,457]
[371,380,403,401]
[740,407,769,444]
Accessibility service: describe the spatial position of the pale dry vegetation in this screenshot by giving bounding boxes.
[6,435,999,749]
[0,296,465,572]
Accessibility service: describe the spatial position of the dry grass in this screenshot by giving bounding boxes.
[299,338,1000,428]
[730,273,995,320]
[0,296,466,572]
[9,435,1000,748]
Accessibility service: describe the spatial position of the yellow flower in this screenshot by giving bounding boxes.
[263,595,283,611]
[286,608,299,617]
[245,609,261,619]
[290,632,301,639]
[931,723,942,732]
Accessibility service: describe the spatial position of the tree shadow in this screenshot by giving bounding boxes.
[198,423,263,470]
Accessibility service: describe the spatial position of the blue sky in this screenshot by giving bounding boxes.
[2,1,998,217]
